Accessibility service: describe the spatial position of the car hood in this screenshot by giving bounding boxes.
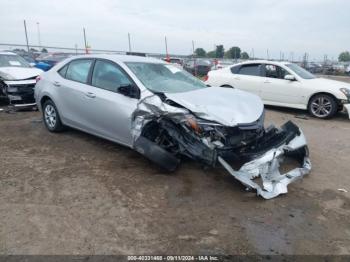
[306,77,350,90]
[0,67,43,81]
[165,87,264,126]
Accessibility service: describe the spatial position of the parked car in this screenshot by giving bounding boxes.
[35,52,73,71]
[184,59,212,76]
[35,54,311,199]
[345,65,350,75]
[206,60,350,119]
[162,57,184,66]
[211,60,234,71]
[0,51,43,107]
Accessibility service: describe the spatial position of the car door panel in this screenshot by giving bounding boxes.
[81,85,138,146]
[82,59,139,146]
[54,59,95,131]
[261,78,303,105]
[260,64,304,106]
[231,64,262,96]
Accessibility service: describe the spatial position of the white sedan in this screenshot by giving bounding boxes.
[206,60,350,119]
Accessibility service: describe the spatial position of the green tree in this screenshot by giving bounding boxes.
[226,46,241,59]
[215,45,225,58]
[195,48,206,57]
[241,51,249,60]
[207,50,216,58]
[41,48,48,53]
[339,51,350,62]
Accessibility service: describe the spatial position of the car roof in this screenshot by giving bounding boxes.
[67,54,165,64]
[234,60,292,67]
[0,51,17,55]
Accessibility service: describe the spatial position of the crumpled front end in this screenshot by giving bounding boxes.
[0,78,37,107]
[131,94,311,199]
[218,122,311,199]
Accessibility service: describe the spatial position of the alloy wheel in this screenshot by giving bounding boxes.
[310,96,333,118]
[44,104,57,128]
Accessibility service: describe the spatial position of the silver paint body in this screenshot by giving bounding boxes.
[35,54,264,147]
[35,54,311,199]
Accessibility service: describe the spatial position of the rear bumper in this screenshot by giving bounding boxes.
[218,123,311,199]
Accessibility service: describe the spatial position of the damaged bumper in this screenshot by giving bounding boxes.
[218,125,311,199]
[2,79,36,107]
[343,104,350,119]
[132,94,311,199]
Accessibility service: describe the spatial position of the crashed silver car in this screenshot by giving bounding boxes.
[0,51,43,107]
[35,54,311,199]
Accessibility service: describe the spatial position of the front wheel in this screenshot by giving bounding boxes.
[308,94,337,119]
[42,100,64,132]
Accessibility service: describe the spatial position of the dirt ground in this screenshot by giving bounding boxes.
[0,78,350,255]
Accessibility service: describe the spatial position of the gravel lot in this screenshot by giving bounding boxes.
[0,77,350,255]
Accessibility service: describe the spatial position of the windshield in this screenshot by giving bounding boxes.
[126,62,208,93]
[286,63,316,79]
[0,54,31,68]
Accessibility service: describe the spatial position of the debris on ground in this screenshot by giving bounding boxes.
[338,188,348,193]
[295,114,309,120]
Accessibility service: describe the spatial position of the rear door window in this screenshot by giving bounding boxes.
[58,64,68,78]
[237,64,261,76]
[66,59,93,84]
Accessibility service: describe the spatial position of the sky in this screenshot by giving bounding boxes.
[0,0,349,61]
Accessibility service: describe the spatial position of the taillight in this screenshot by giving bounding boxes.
[203,75,209,82]
[36,76,41,83]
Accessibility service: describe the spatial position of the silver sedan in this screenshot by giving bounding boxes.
[35,54,311,199]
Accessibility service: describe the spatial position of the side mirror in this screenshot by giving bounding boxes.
[117,84,139,98]
[284,74,296,81]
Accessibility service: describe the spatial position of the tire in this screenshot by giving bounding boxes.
[308,94,337,119]
[42,99,64,132]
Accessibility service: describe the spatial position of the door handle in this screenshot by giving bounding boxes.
[85,92,96,98]
[53,81,61,87]
[234,77,240,80]
[264,80,271,84]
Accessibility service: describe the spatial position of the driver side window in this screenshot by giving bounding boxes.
[92,60,132,92]
[265,64,290,79]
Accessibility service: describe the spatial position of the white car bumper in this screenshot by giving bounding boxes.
[343,104,350,119]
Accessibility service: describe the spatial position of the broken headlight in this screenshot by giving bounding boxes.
[185,115,201,134]
[340,88,350,101]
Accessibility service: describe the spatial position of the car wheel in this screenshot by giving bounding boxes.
[308,94,337,119]
[42,100,64,132]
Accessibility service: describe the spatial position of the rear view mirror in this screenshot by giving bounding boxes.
[284,74,296,81]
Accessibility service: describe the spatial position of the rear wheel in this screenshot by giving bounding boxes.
[308,94,337,119]
[42,100,64,132]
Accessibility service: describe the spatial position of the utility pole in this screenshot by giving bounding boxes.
[165,36,169,61]
[36,22,41,48]
[83,27,88,54]
[128,33,132,52]
[23,20,30,52]
[252,48,255,59]
[192,40,197,76]
[267,49,269,60]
